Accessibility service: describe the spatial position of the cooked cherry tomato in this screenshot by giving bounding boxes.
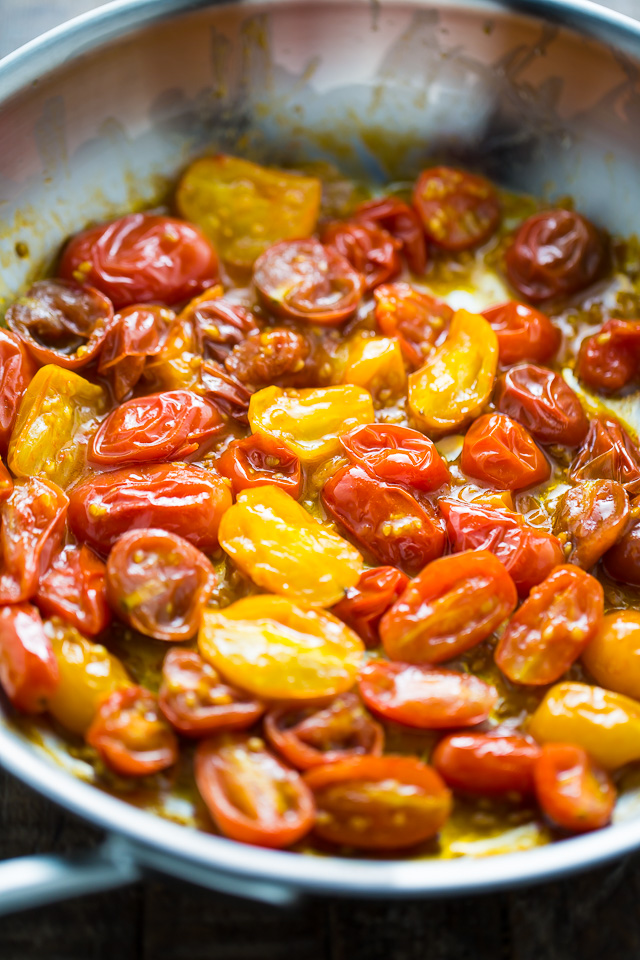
[218,433,302,498]
[460,413,550,491]
[340,423,449,492]
[603,499,640,585]
[322,464,446,575]
[176,154,321,270]
[60,213,219,308]
[432,731,541,794]
[505,209,605,302]
[374,282,452,368]
[225,329,313,389]
[195,733,315,848]
[340,334,407,399]
[576,319,640,393]
[332,566,409,648]
[355,196,427,274]
[481,301,560,366]
[304,755,451,849]
[358,661,498,729]
[181,286,260,362]
[412,167,500,251]
[582,611,640,700]
[534,743,615,832]
[321,219,401,291]
[86,685,178,776]
[495,364,588,447]
[106,529,216,641]
[264,693,383,770]
[570,416,640,493]
[201,360,253,424]
[380,550,516,664]
[408,310,498,434]
[0,462,13,503]
[0,329,36,454]
[553,480,629,569]
[98,304,176,401]
[0,604,59,713]
[158,648,265,737]
[68,463,232,554]
[36,544,110,637]
[199,596,364,701]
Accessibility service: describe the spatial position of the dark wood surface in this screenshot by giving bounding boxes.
[2,1,640,957]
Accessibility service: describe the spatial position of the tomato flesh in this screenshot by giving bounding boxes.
[412,167,500,251]
[86,685,178,777]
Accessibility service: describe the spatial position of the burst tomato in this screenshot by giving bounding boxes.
[432,731,541,794]
[0,330,36,454]
[553,480,629,569]
[481,301,560,366]
[181,287,260,363]
[36,544,110,637]
[603,500,640,585]
[321,219,401,291]
[495,363,588,447]
[332,566,409,648]
[355,196,427,274]
[534,743,616,832]
[340,423,449,492]
[0,603,59,713]
[218,433,302,498]
[460,413,550,490]
[98,304,176,401]
[225,328,314,390]
[576,319,640,393]
[570,416,640,493]
[412,167,500,251]
[86,685,178,776]
[374,282,452,368]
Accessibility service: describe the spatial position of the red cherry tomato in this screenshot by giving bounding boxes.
[440,499,564,597]
[495,565,604,685]
[0,329,36,456]
[340,423,449,492]
[224,329,313,390]
[570,416,640,494]
[106,529,216,641]
[59,213,219,308]
[86,685,178,776]
[534,743,616,832]
[332,566,409,648]
[68,462,232,554]
[576,319,640,394]
[380,550,517,664]
[195,733,315,848]
[158,648,264,737]
[322,464,446,575]
[304,755,451,849]
[253,239,364,325]
[355,196,428,274]
[0,463,12,504]
[181,289,260,363]
[553,479,629,570]
[495,363,588,447]
[98,304,176,401]
[412,167,500,251]
[358,661,498,729]
[374,282,453,368]
[217,433,302,498]
[481,301,560,366]
[263,692,384,770]
[505,209,605,302]
[603,495,640,585]
[321,219,401,291]
[36,544,110,637]
[460,413,550,490]
[89,390,224,465]
[0,603,59,713]
[432,731,541,794]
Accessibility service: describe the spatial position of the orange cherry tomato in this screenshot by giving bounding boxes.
[380,550,517,664]
[253,239,364,325]
[374,282,452,368]
[36,544,110,637]
[0,330,36,454]
[412,166,500,251]
[358,661,498,729]
[340,423,449,492]
[355,196,427,274]
[576,319,640,393]
[553,480,629,570]
[263,692,384,770]
[495,364,588,447]
[495,565,603,686]
[603,496,640,585]
[581,611,640,700]
[0,603,59,713]
[322,464,446,575]
[98,304,176,401]
[60,213,219,308]
[106,529,216,641]
[87,685,178,777]
[570,416,640,494]
[158,648,265,737]
[432,731,541,794]
[217,433,302,498]
[481,301,560,366]
[534,742,616,832]
[0,462,13,503]
[321,219,401,291]
[460,413,550,491]
[332,566,409,648]
[304,755,451,849]
[195,733,315,848]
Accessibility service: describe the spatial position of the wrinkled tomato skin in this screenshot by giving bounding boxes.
[570,417,640,494]
[321,219,402,291]
[322,464,446,575]
[460,413,550,491]
[60,213,219,308]
[412,167,500,251]
[332,566,409,648]
[534,743,616,832]
[495,364,588,447]
[36,544,111,637]
[374,282,452,368]
[158,648,265,737]
[603,498,640,585]
[495,565,604,686]
[98,304,176,402]
[340,423,449,492]
[181,287,260,363]
[553,480,629,570]
[481,301,560,366]
[225,329,313,390]
[0,603,59,713]
[576,319,640,393]
[505,210,605,302]
[358,661,498,729]
[0,330,36,454]
[355,196,427,274]
[218,433,302,498]
[263,693,384,770]
[380,550,517,664]
[432,732,541,794]
[68,463,232,555]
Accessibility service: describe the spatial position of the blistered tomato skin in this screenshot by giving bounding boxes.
[553,480,629,570]
[340,423,449,492]
[576,319,640,393]
[374,282,452,368]
[182,287,260,363]
[582,611,640,701]
[412,167,500,251]
[0,330,36,456]
[0,604,59,713]
[570,417,640,493]
[460,413,550,491]
[332,566,409,648]
[534,743,616,832]
[432,732,542,794]
[603,508,640,586]
[218,433,302,498]
[355,196,427,274]
[36,544,111,637]
[495,364,588,447]
[98,304,176,402]
[321,219,401,291]
[481,301,560,366]
[380,550,517,664]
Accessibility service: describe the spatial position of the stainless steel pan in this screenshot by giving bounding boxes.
[1,0,640,914]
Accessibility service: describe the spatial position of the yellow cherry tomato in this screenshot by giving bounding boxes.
[198,595,364,700]
[175,154,321,270]
[9,365,107,488]
[248,385,375,466]
[529,681,640,769]
[408,310,498,434]
[341,334,406,398]
[582,611,640,700]
[45,619,131,735]
[143,316,200,394]
[218,485,363,606]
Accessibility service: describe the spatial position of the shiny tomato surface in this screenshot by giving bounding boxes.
[432,732,541,794]
[374,282,452,368]
[36,544,110,637]
[534,743,616,832]
[412,167,500,250]
[0,603,59,713]
[495,364,588,447]
[332,566,409,648]
[576,319,640,393]
[570,416,640,493]
[355,196,427,273]
[481,301,560,366]
[217,432,302,497]
[340,423,449,491]
[460,413,549,491]
[321,219,401,291]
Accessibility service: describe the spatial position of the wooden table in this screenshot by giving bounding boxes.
[2,2,640,957]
